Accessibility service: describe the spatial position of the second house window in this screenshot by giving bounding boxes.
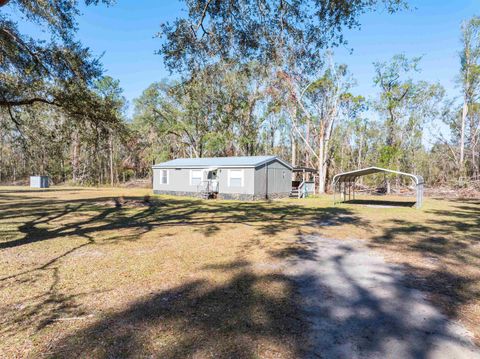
[190,170,203,185]
[228,169,244,187]
[160,169,168,184]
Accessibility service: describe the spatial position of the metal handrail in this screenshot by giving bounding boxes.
[197,180,210,193]
[298,181,315,198]
[297,181,306,198]
[197,180,219,194]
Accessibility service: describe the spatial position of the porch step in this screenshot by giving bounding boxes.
[200,191,211,199]
[289,189,299,198]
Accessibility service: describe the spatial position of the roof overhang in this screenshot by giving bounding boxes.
[293,167,316,173]
[260,157,293,170]
[152,157,293,170]
[332,166,424,185]
[153,164,264,169]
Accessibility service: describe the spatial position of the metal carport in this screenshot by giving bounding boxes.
[332,167,424,208]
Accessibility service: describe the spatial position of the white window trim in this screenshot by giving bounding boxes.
[228,169,244,187]
[190,169,203,185]
[160,169,169,185]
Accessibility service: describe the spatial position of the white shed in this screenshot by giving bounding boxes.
[30,176,49,188]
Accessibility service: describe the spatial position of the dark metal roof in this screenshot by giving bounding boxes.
[332,167,424,185]
[152,156,293,170]
[293,167,316,173]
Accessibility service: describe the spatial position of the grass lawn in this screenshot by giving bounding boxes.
[0,186,478,358]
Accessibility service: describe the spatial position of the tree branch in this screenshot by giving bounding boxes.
[191,0,213,38]
[0,28,50,74]
[0,97,59,107]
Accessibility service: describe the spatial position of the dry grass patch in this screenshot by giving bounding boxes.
[0,186,479,357]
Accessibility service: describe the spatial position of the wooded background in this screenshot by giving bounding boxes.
[1,0,479,193]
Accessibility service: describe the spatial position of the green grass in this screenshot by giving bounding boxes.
[0,186,478,357]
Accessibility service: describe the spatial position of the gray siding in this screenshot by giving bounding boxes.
[217,167,255,195]
[153,159,291,199]
[153,168,196,193]
[254,160,292,198]
[153,167,255,195]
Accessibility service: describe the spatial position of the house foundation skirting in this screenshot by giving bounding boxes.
[153,190,200,198]
[153,190,290,201]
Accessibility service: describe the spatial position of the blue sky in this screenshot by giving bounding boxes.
[6,0,480,127]
[69,0,479,106]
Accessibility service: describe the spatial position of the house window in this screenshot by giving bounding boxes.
[160,169,168,184]
[228,169,244,187]
[190,170,203,185]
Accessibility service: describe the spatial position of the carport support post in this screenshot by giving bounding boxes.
[415,185,419,209]
[333,183,335,205]
[416,183,423,209]
[333,167,424,208]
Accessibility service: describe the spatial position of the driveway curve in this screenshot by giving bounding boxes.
[284,236,480,359]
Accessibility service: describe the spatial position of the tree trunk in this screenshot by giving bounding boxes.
[358,131,363,170]
[305,121,310,168]
[109,132,114,187]
[0,131,3,183]
[472,149,479,180]
[460,98,467,175]
[291,134,296,180]
[357,131,364,186]
[470,111,479,180]
[318,132,326,194]
[72,132,80,183]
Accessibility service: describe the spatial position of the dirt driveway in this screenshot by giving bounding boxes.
[285,236,480,359]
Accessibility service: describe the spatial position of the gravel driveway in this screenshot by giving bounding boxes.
[284,236,480,359]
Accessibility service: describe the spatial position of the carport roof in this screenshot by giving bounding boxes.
[332,166,424,185]
[152,156,293,169]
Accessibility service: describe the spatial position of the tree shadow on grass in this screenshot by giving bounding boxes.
[0,191,369,345]
[0,194,369,252]
[45,262,307,358]
[345,199,417,208]
[42,235,480,358]
[279,235,480,358]
[0,188,89,194]
[368,198,480,343]
[0,261,112,341]
[371,199,479,258]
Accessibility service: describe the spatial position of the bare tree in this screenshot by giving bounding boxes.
[282,56,353,193]
[459,17,480,175]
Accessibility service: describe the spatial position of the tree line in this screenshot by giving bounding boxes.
[1,1,479,192]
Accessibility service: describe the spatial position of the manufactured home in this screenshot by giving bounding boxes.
[152,156,295,200]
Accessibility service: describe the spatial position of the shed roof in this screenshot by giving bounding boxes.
[152,156,292,169]
[332,166,424,185]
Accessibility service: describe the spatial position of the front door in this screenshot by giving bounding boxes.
[207,170,219,192]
